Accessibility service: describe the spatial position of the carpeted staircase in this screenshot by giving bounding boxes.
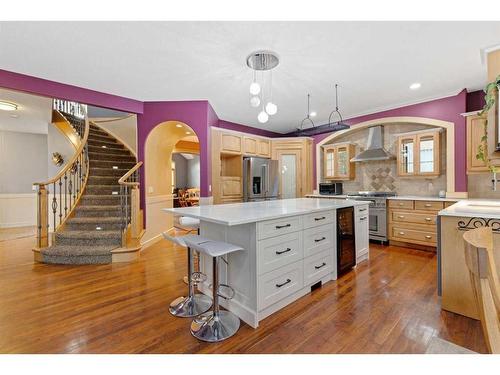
[40,123,136,264]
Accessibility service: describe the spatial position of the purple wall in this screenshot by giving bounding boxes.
[312,90,468,192]
[466,90,485,112]
[0,69,143,114]
[217,119,282,138]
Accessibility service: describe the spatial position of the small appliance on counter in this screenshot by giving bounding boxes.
[319,182,343,195]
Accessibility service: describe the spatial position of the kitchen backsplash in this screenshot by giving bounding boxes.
[325,123,447,196]
[468,173,500,199]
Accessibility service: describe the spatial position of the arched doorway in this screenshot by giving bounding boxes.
[143,121,199,244]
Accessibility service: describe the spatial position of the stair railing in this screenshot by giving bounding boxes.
[118,161,143,247]
[34,100,90,249]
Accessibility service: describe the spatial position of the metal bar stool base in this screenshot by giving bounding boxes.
[190,310,240,342]
[169,294,212,318]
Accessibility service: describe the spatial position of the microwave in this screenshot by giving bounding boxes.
[319,182,343,195]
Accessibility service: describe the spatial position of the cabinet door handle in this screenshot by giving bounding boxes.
[314,216,326,221]
[314,237,326,243]
[425,217,432,222]
[314,262,327,270]
[276,279,291,288]
[360,217,367,221]
[399,232,405,236]
[276,248,292,255]
[275,224,291,229]
[425,235,432,239]
[359,208,367,212]
[398,215,405,219]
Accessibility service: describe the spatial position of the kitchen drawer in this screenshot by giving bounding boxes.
[257,215,302,240]
[355,205,369,217]
[391,226,436,244]
[303,210,335,229]
[258,260,304,310]
[391,210,437,225]
[303,223,335,258]
[388,200,414,210]
[415,200,444,211]
[303,249,334,286]
[258,231,303,275]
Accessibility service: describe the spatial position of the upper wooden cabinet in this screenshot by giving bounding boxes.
[242,136,271,158]
[243,136,257,155]
[397,130,441,177]
[220,132,242,154]
[257,139,271,158]
[323,143,356,180]
[466,114,489,173]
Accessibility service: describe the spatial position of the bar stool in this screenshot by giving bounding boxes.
[184,238,244,342]
[162,233,212,317]
[174,216,201,284]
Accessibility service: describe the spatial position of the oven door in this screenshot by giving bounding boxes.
[368,207,387,241]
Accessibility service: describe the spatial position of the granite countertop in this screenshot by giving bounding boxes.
[163,198,369,226]
[438,199,500,219]
[387,195,460,202]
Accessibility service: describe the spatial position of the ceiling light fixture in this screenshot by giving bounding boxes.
[176,124,183,128]
[247,50,279,122]
[328,83,348,129]
[186,131,191,135]
[298,94,315,131]
[409,82,421,90]
[0,101,18,111]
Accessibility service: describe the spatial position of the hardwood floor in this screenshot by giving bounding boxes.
[0,234,487,353]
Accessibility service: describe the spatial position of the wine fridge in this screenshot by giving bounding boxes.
[336,206,356,275]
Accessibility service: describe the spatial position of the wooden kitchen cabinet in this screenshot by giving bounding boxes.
[323,143,356,180]
[220,132,242,154]
[243,136,257,155]
[397,130,441,177]
[257,139,271,158]
[466,113,489,173]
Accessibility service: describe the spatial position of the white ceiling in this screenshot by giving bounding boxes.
[1,21,500,133]
[0,88,52,134]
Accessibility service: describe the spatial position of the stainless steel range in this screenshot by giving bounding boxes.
[346,191,396,243]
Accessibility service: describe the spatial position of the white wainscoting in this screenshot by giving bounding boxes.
[0,193,37,228]
[142,194,174,248]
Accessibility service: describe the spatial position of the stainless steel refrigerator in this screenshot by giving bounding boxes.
[243,157,279,202]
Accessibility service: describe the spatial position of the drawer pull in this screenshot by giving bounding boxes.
[276,279,292,288]
[399,232,405,236]
[359,208,367,212]
[425,217,432,222]
[314,216,326,221]
[314,237,326,243]
[360,217,367,221]
[424,203,432,207]
[398,202,404,206]
[398,215,405,219]
[275,224,291,229]
[275,247,292,255]
[314,262,327,270]
[425,235,432,239]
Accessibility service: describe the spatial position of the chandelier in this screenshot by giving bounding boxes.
[247,50,279,123]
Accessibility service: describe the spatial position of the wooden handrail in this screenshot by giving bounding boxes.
[118,161,143,186]
[34,111,90,186]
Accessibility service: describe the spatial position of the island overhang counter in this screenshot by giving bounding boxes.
[163,198,369,328]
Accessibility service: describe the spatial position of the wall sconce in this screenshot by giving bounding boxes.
[52,152,64,166]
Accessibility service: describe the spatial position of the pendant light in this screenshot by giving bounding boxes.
[249,70,261,95]
[298,94,315,131]
[328,83,346,128]
[265,70,278,115]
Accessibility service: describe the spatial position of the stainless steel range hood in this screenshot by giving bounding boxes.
[350,126,394,162]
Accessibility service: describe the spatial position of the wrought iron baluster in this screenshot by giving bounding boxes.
[37,187,41,248]
[52,182,57,232]
[59,179,62,226]
[64,172,68,216]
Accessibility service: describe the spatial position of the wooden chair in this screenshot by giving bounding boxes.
[463,227,500,353]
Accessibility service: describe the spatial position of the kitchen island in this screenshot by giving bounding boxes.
[163,198,369,328]
[438,200,500,319]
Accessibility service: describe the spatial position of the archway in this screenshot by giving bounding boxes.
[315,116,458,196]
[143,121,199,245]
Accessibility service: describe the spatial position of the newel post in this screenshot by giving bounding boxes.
[38,185,49,248]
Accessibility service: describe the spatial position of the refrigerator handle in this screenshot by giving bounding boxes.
[262,164,267,195]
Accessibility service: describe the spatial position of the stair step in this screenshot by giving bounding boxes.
[80,195,126,205]
[88,139,123,148]
[75,205,122,217]
[55,230,122,246]
[90,160,136,169]
[65,216,123,231]
[88,152,136,162]
[88,176,120,185]
[88,133,116,143]
[90,167,130,177]
[85,184,122,195]
[88,145,131,155]
[40,244,116,264]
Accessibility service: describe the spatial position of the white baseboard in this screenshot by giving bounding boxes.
[140,226,174,249]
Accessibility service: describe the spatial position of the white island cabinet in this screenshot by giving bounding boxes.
[163,198,369,328]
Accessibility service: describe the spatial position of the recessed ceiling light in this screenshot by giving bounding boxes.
[409,83,421,90]
[176,124,183,128]
[186,131,191,135]
[309,111,317,117]
[0,101,18,111]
